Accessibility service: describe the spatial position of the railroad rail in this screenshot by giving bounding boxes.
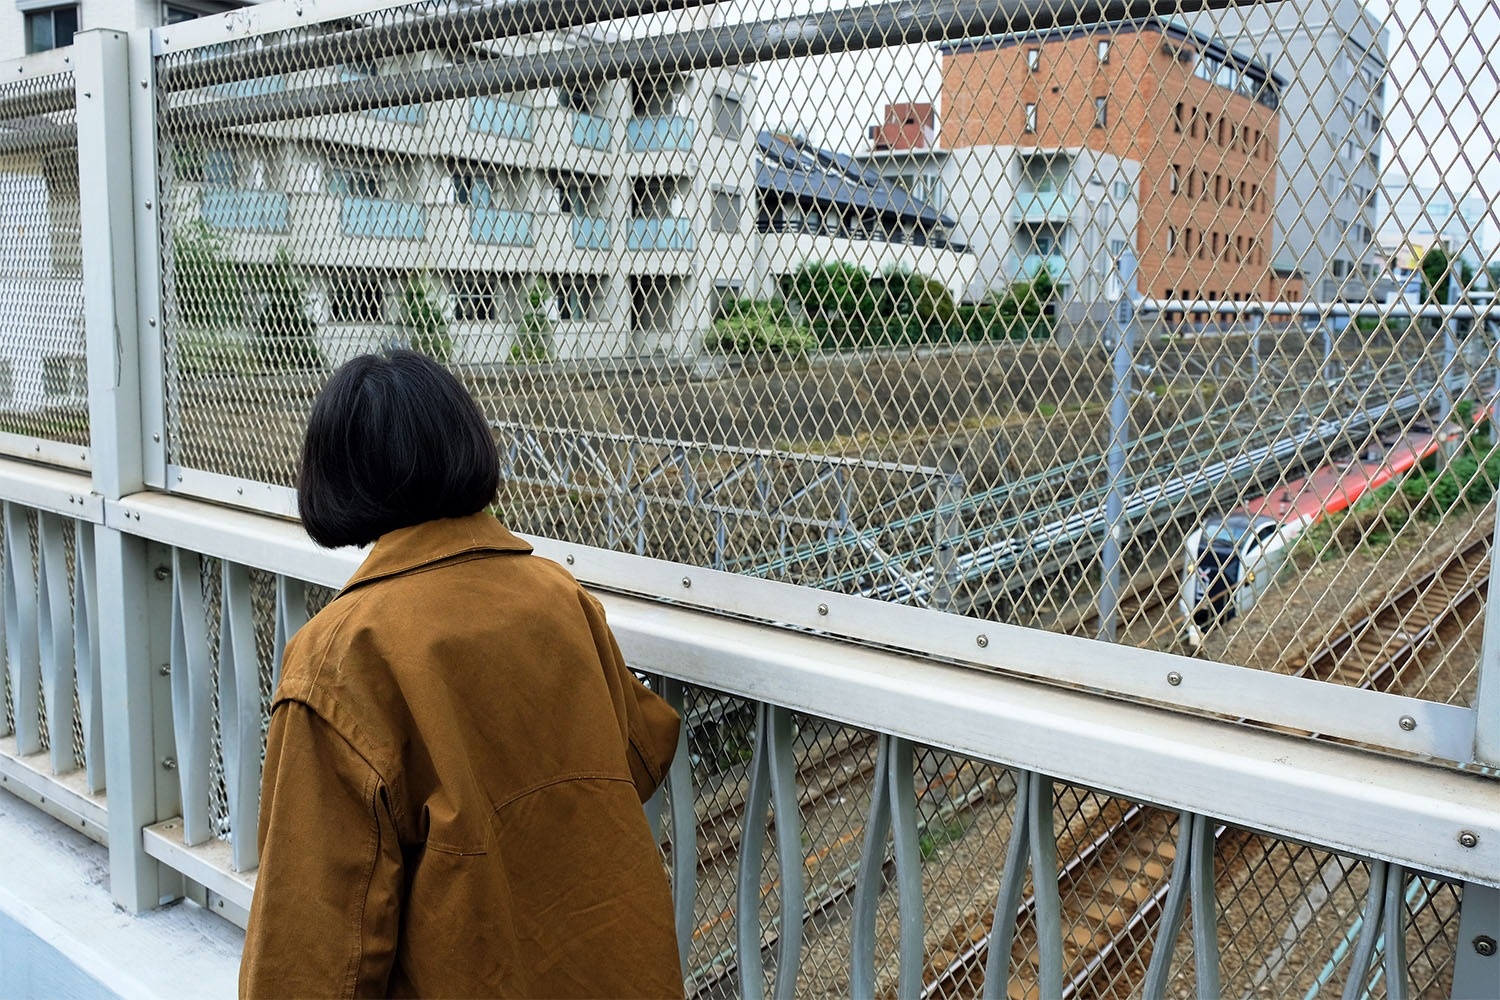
[918,518,1493,999]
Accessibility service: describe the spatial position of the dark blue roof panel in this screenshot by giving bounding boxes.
[755,131,955,228]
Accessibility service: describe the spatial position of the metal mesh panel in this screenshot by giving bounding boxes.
[0,63,88,457]
[152,2,1500,733]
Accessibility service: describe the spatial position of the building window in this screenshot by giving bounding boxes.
[1343,139,1358,160]
[710,190,742,233]
[1026,48,1040,72]
[25,5,79,52]
[1112,179,1130,201]
[1109,238,1127,257]
[1024,103,1037,132]
[1169,165,1179,194]
[452,275,496,321]
[329,273,384,323]
[556,275,602,321]
[1094,97,1108,128]
[1097,39,1110,63]
[1167,226,1177,253]
[329,164,383,199]
[711,93,745,139]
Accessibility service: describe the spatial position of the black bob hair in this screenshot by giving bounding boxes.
[297,350,500,548]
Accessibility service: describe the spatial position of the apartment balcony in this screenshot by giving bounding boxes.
[200,188,290,234]
[340,197,427,240]
[627,216,694,251]
[627,115,695,152]
[571,112,612,151]
[1021,253,1069,280]
[469,206,535,246]
[469,96,535,142]
[571,215,612,250]
[1012,188,1077,223]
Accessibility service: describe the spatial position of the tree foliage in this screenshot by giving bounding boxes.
[253,247,323,370]
[174,220,242,332]
[511,277,554,362]
[399,274,453,363]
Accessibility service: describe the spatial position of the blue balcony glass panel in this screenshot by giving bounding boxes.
[571,216,612,249]
[627,116,695,151]
[200,189,290,233]
[571,112,613,151]
[627,217,694,251]
[469,97,534,140]
[341,198,426,240]
[470,207,535,246]
[1012,189,1077,223]
[1021,254,1068,279]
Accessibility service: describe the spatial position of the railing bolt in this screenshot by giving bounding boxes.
[681,576,691,588]
[159,664,170,676]
[161,757,176,770]
[152,432,161,442]
[143,200,152,211]
[1458,830,1480,848]
[975,634,989,648]
[153,565,170,581]
[817,603,829,616]
[1474,935,1496,957]
[1167,671,1183,686]
[565,554,574,565]
[1399,715,1417,731]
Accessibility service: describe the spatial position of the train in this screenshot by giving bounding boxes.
[1180,423,1453,649]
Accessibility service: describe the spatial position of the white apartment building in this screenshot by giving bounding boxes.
[1378,175,1490,273]
[858,139,1141,315]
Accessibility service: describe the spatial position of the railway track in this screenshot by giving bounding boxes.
[918,523,1492,999]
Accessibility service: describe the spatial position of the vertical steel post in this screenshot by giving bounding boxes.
[1440,271,1461,462]
[1452,883,1499,999]
[1097,252,1137,643]
[76,28,181,911]
[929,455,964,614]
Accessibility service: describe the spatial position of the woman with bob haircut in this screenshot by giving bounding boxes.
[240,350,684,999]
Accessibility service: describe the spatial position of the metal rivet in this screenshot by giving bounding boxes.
[236,487,243,495]
[1167,671,1183,686]
[152,432,161,442]
[141,80,148,88]
[147,317,157,326]
[161,757,176,770]
[681,577,691,588]
[564,554,575,565]
[817,603,828,616]
[976,634,989,648]
[153,565,170,580]
[1474,935,1497,957]
[143,200,152,210]
[1459,830,1480,849]
[82,91,91,99]
[159,664,170,676]
[1399,715,1417,731]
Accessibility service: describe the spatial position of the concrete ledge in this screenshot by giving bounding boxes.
[0,791,242,999]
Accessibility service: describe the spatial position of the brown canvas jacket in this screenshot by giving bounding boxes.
[239,513,684,999]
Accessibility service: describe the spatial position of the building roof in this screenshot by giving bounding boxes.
[940,17,1286,97]
[756,131,955,228]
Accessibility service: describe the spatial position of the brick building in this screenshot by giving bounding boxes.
[941,18,1291,306]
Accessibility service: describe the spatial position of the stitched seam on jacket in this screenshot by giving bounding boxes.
[491,772,635,813]
[345,767,383,998]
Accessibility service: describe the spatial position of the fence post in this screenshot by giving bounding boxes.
[76,27,182,911]
[1097,251,1138,643]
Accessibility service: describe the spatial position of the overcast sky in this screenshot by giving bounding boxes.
[693,0,1500,254]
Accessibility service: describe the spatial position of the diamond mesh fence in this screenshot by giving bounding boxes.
[150,0,1499,736]
[0,61,88,458]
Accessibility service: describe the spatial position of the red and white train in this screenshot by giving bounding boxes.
[1180,423,1458,648]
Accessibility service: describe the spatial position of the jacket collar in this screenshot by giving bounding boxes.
[341,512,534,595]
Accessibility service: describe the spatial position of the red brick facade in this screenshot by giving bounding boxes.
[942,23,1288,303]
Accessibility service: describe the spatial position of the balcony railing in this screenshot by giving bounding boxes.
[627,115,695,151]
[571,112,612,150]
[469,97,534,141]
[340,197,426,240]
[469,206,535,246]
[1012,188,1077,223]
[570,215,611,249]
[627,216,694,251]
[200,188,290,233]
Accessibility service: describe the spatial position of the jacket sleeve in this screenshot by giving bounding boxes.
[240,701,404,999]
[581,590,682,802]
